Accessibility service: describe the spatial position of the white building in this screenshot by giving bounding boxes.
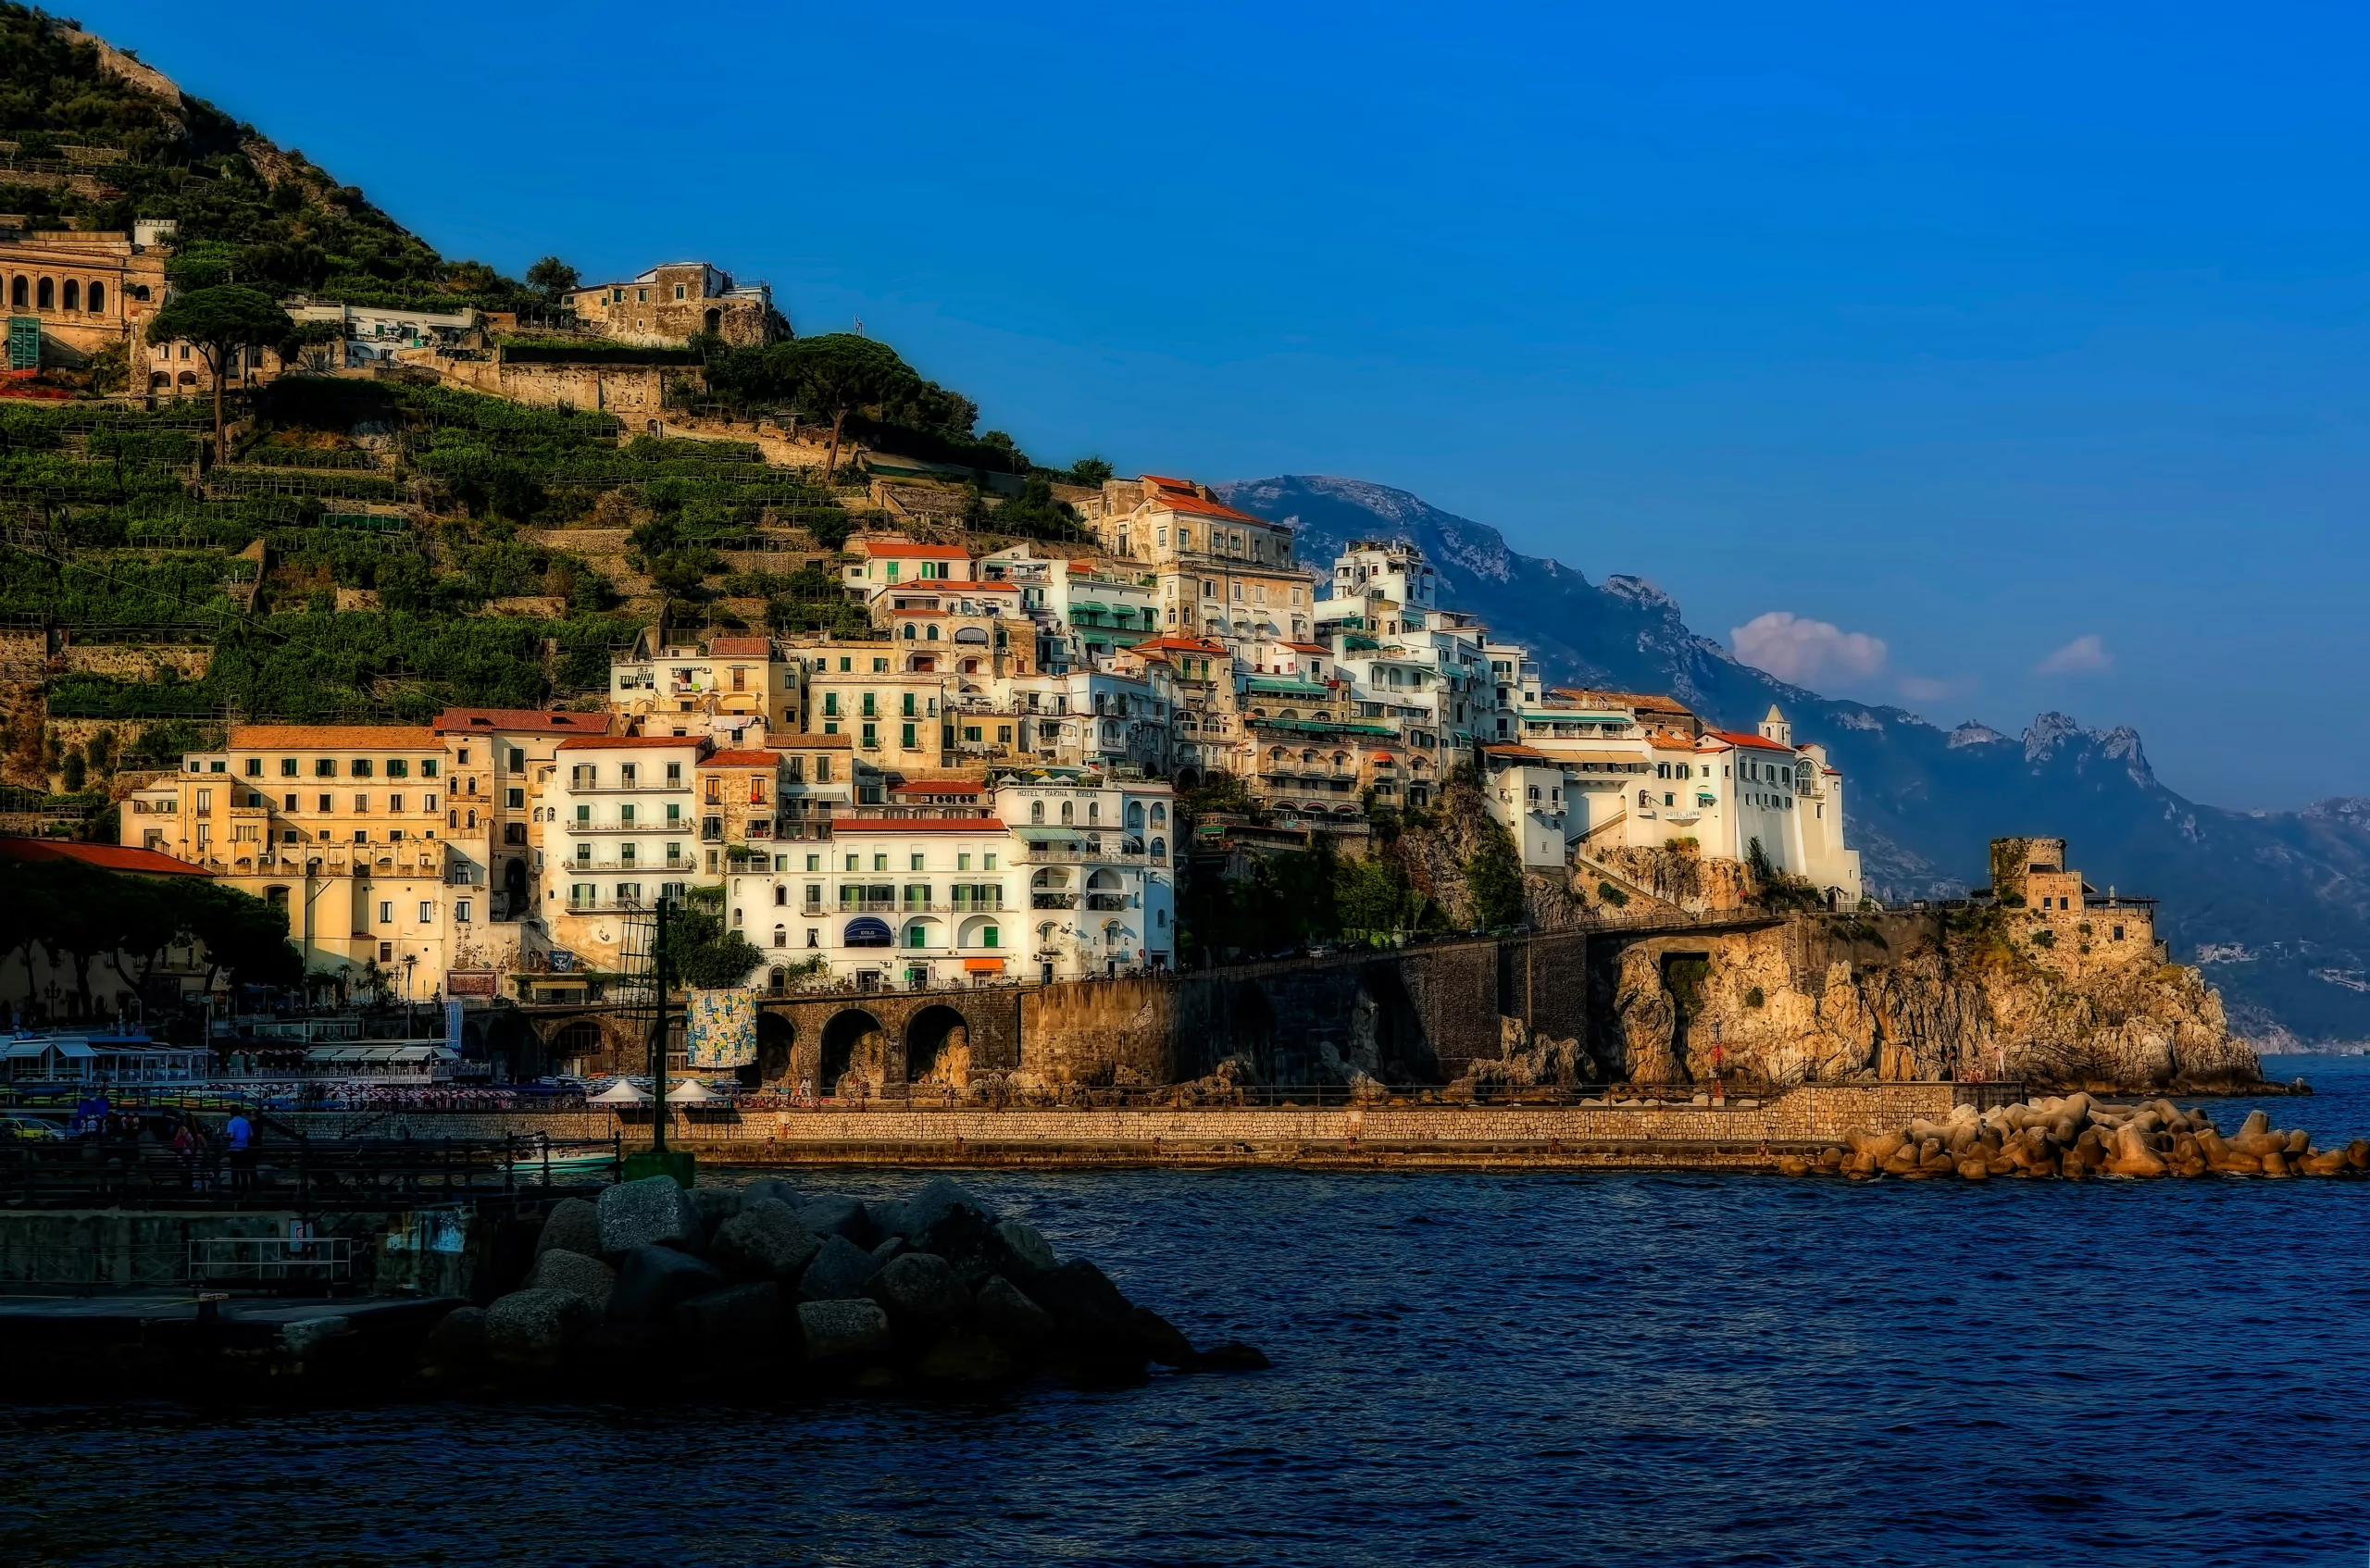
[543,734,710,970]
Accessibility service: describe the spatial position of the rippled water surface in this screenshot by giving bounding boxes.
[4,1057,2366,1567]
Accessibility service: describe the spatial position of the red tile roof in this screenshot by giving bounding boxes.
[1154,490,1261,522]
[1479,743,1551,762]
[831,816,1007,833]
[231,724,437,750]
[1705,730,1796,753]
[783,732,854,749]
[433,709,614,735]
[861,541,971,560]
[1132,635,1229,655]
[0,837,211,877]
[555,735,713,751]
[705,637,772,657]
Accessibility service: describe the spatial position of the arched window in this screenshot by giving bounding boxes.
[1126,801,1144,829]
[36,278,54,309]
[1030,800,1044,825]
[902,624,916,640]
[1149,837,1166,860]
[7,277,23,308]
[1151,803,1167,827]
[1638,789,1653,808]
[1088,801,1100,824]
[732,907,743,926]
[774,885,787,905]
[768,967,785,996]
[773,925,787,948]
[61,280,78,311]
[87,281,102,313]
[926,625,940,641]
[131,283,150,302]
[1059,801,1074,825]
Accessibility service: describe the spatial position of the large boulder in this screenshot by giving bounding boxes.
[524,1247,617,1315]
[711,1200,823,1283]
[900,1176,993,1240]
[535,1197,603,1260]
[863,1251,971,1338]
[798,1195,873,1246]
[994,1221,1057,1276]
[798,1299,891,1363]
[597,1176,702,1255]
[420,1304,488,1374]
[797,1235,883,1301]
[972,1275,1054,1350]
[673,1282,784,1355]
[607,1244,730,1325]
[1029,1260,1138,1363]
[743,1177,805,1211]
[485,1288,593,1371]
[1126,1306,1197,1369]
[691,1185,743,1238]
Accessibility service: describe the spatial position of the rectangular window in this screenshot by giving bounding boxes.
[983,852,997,870]
[315,759,336,778]
[816,758,831,783]
[389,793,404,813]
[958,852,972,871]
[507,748,524,773]
[243,758,262,777]
[666,762,681,784]
[354,793,369,813]
[621,844,637,867]
[902,723,917,749]
[421,759,439,778]
[379,901,393,924]
[279,758,297,778]
[387,760,409,779]
[845,854,860,872]
[873,853,889,872]
[507,788,524,809]
[910,852,926,871]
[351,759,373,778]
[807,854,822,872]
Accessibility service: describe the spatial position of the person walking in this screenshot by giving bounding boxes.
[224,1111,256,1194]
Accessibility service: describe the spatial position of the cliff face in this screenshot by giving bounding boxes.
[1590,912,2261,1094]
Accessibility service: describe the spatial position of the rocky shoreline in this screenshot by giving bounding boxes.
[1777,1096,2368,1180]
[425,1175,1266,1395]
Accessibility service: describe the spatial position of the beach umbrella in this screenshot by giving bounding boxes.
[588,1079,651,1105]
[665,1078,724,1105]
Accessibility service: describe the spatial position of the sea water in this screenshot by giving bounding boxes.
[2,1057,2364,1566]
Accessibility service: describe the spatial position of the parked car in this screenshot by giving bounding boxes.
[0,1114,64,1142]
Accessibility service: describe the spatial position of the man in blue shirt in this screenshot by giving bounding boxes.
[224,1112,256,1192]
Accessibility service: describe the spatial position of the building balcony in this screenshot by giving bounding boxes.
[563,857,692,874]
[564,822,690,834]
[1083,892,1130,912]
[1031,892,1079,910]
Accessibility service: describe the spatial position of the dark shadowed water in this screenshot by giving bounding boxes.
[3,1057,2365,1567]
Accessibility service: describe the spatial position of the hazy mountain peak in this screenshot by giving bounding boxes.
[1948,721,2010,749]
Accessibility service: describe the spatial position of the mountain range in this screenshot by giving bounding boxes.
[1216,477,2370,1048]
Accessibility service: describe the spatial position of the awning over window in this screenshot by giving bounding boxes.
[843,916,894,947]
[963,957,1006,973]
[1013,826,1082,845]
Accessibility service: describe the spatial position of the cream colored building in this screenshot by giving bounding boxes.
[1,221,168,368]
[542,734,710,972]
[609,630,803,737]
[120,725,456,995]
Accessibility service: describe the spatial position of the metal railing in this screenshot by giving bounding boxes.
[190,1235,354,1286]
[0,1134,622,1208]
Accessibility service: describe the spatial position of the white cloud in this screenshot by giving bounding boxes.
[2035,634,2112,676]
[1730,612,1888,686]
[1896,675,1966,702]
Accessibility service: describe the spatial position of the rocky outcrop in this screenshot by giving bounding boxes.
[436,1175,1267,1395]
[1796,1095,2368,1182]
[1596,910,2264,1093]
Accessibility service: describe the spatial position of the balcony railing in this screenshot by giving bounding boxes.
[1084,892,1130,911]
[562,822,688,834]
[1031,892,1078,909]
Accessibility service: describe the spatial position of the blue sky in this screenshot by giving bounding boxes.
[78,1,2370,809]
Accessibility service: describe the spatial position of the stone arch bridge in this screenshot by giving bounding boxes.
[497,913,1912,1091]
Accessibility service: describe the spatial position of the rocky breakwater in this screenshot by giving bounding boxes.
[1775,1095,2370,1181]
[422,1175,1266,1395]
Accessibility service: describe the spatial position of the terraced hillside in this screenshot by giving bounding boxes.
[0,377,887,810]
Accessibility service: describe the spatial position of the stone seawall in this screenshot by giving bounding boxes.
[282,1083,1967,1168]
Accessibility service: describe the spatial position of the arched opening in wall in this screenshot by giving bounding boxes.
[1660,952,1712,1081]
[1174,765,1202,790]
[263,885,290,914]
[8,277,23,308]
[36,278,53,309]
[1353,963,1438,1084]
[904,1003,971,1090]
[501,857,529,919]
[818,1008,884,1098]
[704,307,722,334]
[1229,983,1276,1079]
[746,1011,795,1089]
[551,1019,605,1077]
